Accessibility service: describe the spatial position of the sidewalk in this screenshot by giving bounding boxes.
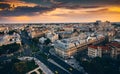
[18,56,53,74]
[27,67,40,74]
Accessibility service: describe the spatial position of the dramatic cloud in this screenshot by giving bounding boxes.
[53,0,120,5]
[0,5,55,16]
[1,0,120,16]
[0,3,10,10]
[0,0,120,23]
[22,0,120,7]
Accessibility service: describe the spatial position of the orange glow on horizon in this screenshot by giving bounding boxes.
[108,7,120,13]
[7,16,31,22]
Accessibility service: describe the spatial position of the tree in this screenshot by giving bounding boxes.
[44,38,51,45]
[7,30,17,35]
[0,43,20,55]
[80,57,120,74]
[14,62,27,73]
[0,32,4,34]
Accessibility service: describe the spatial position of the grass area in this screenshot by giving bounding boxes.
[14,60,38,74]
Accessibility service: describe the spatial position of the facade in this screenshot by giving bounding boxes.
[54,38,81,58]
[46,31,58,42]
[107,42,120,59]
[0,26,8,32]
[39,37,47,44]
[54,36,104,58]
[88,42,120,58]
[88,46,102,58]
[58,31,80,39]
[28,26,48,38]
[63,26,73,32]
[54,34,105,59]
[0,33,21,46]
[58,31,73,38]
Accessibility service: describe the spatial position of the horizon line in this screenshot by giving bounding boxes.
[0,21,120,24]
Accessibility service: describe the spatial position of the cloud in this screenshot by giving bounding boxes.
[52,0,120,10]
[86,8,108,13]
[55,4,102,9]
[0,3,10,10]
[22,0,54,7]
[0,0,120,22]
[53,0,120,5]
[0,0,5,2]
[0,0,19,2]
[0,5,55,16]
[21,0,120,10]
[108,7,120,13]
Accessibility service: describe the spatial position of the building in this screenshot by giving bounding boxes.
[0,26,9,32]
[63,25,74,32]
[46,31,58,42]
[0,33,21,46]
[39,37,47,44]
[88,45,111,58]
[58,31,73,38]
[88,42,120,58]
[54,38,81,58]
[54,34,105,59]
[74,26,90,32]
[28,26,48,38]
[107,42,120,59]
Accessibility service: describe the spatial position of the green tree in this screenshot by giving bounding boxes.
[44,38,51,45]
[0,43,20,55]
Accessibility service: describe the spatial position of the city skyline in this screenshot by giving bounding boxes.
[0,0,120,23]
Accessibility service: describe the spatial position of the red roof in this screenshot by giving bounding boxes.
[89,42,120,51]
[98,46,110,50]
[109,42,120,48]
[89,45,97,49]
[88,45,111,50]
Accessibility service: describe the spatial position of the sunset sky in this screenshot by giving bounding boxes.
[0,0,120,23]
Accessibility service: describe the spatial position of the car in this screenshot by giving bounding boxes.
[69,68,73,71]
[65,60,67,62]
[71,56,74,58]
[55,71,58,74]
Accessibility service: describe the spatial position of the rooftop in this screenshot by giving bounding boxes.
[88,45,111,50]
[109,42,120,48]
